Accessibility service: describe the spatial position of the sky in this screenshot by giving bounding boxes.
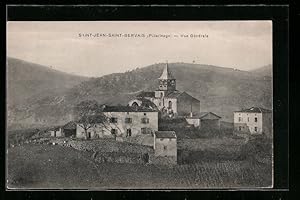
[7,21,272,77]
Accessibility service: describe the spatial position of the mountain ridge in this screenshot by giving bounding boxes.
[7,58,272,129]
[7,57,89,108]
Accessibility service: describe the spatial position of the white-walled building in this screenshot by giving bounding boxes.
[153,131,177,164]
[76,105,158,139]
[233,107,272,136]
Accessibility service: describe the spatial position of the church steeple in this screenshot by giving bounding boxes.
[159,62,175,80]
[158,62,176,91]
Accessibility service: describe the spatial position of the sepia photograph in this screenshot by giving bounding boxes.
[6,21,273,189]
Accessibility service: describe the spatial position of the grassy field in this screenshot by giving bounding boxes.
[7,141,272,189]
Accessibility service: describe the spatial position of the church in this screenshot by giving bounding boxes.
[128,63,201,118]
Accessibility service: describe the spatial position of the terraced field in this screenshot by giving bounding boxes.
[7,143,272,189]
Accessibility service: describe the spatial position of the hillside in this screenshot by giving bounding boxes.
[7,61,272,128]
[250,64,272,77]
[7,57,89,109]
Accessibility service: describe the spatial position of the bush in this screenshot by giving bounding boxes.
[239,135,272,161]
[8,129,40,146]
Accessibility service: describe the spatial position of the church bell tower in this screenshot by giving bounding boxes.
[158,62,176,91]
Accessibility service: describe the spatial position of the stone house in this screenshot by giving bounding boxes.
[76,105,158,139]
[62,121,77,137]
[49,127,63,137]
[186,112,221,129]
[153,131,177,165]
[128,63,200,118]
[233,107,272,136]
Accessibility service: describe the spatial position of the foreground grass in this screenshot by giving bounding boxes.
[7,144,272,189]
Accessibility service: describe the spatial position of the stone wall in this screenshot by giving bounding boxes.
[25,136,177,166]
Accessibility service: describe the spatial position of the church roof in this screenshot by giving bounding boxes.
[165,90,183,98]
[165,91,200,102]
[158,63,175,80]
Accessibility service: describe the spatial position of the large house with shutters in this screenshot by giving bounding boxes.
[128,63,201,118]
[233,107,272,137]
[76,105,158,139]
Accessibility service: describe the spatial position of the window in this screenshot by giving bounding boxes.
[254,127,258,132]
[168,101,172,109]
[239,126,242,131]
[238,117,242,122]
[247,117,249,122]
[111,129,117,135]
[125,118,132,123]
[126,129,132,137]
[164,146,167,150]
[141,118,149,124]
[110,117,118,123]
[144,113,147,116]
[254,117,258,122]
[141,127,149,134]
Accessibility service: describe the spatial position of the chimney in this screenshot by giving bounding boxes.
[190,112,193,118]
[190,100,193,116]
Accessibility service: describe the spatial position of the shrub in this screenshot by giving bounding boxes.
[239,135,272,161]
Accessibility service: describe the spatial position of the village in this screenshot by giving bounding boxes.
[21,63,273,166]
[6,19,277,189]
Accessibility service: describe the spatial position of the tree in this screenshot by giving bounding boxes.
[74,100,106,140]
[74,100,124,140]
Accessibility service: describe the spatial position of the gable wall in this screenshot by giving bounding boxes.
[177,93,200,117]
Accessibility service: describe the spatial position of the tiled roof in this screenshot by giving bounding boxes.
[199,112,221,119]
[235,107,272,113]
[187,112,209,119]
[187,112,222,119]
[155,131,176,138]
[158,63,175,80]
[63,121,77,129]
[48,126,61,131]
[102,105,157,112]
[136,91,155,98]
[138,98,158,110]
[187,112,221,119]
